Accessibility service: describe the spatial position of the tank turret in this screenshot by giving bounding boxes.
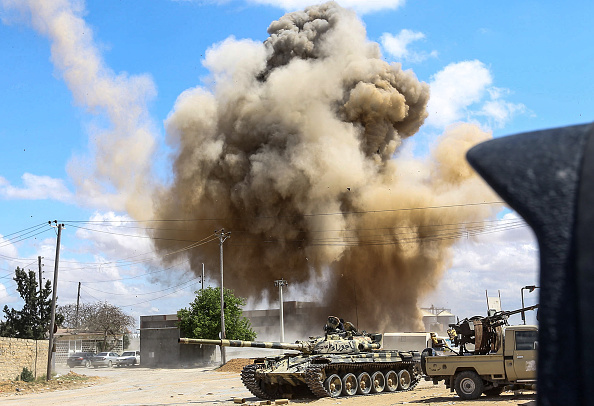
[179,317,421,400]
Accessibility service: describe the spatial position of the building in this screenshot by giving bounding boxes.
[53,329,124,363]
[243,301,329,341]
[420,306,457,333]
[139,314,215,367]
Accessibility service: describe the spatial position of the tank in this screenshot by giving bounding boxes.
[179,328,421,399]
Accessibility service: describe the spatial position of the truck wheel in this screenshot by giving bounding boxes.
[454,371,484,400]
[420,348,434,375]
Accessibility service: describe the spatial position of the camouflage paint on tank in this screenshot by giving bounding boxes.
[181,332,422,399]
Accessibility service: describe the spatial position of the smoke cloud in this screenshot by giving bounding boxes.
[153,2,498,332]
[1,0,158,215]
[3,0,498,332]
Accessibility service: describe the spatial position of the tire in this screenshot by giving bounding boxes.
[397,369,412,390]
[341,373,357,396]
[356,372,372,395]
[107,360,113,368]
[454,371,484,400]
[420,348,435,375]
[324,374,342,398]
[84,360,91,368]
[371,371,385,393]
[384,370,398,392]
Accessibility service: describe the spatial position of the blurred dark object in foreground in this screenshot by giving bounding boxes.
[467,122,594,406]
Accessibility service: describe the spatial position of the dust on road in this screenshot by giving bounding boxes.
[0,362,536,406]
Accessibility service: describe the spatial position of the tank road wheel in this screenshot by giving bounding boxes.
[454,371,484,400]
[397,369,411,390]
[341,373,358,396]
[356,372,372,395]
[371,371,385,393]
[384,370,398,392]
[324,374,342,398]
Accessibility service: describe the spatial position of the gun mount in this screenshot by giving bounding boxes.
[180,317,421,400]
[448,304,539,354]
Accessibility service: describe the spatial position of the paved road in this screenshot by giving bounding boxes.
[2,363,536,406]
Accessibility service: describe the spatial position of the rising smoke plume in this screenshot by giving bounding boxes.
[153,2,498,331]
[3,0,498,331]
[1,0,157,215]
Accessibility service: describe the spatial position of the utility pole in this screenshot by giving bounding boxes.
[47,221,64,381]
[38,256,43,318]
[201,263,205,291]
[274,278,288,343]
[75,282,81,329]
[216,229,231,365]
[37,256,42,289]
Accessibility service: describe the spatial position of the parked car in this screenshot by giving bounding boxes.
[116,350,140,366]
[90,352,120,368]
[67,352,95,368]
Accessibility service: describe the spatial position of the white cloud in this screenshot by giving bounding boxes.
[0,173,73,202]
[422,212,539,324]
[380,29,437,63]
[243,0,406,14]
[426,60,526,130]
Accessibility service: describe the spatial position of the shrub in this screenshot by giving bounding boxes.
[20,367,34,382]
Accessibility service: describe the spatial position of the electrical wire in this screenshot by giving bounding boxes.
[59,201,505,224]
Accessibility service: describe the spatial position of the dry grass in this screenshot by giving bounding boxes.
[0,371,103,397]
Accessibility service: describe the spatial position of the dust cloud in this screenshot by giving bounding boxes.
[152,2,498,332]
[4,0,497,332]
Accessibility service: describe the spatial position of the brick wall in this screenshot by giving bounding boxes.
[0,337,49,381]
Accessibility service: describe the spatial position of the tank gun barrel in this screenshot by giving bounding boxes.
[178,338,307,352]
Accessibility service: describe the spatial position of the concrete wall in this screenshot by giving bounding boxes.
[0,337,48,381]
[139,315,215,368]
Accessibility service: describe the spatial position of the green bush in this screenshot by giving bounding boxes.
[19,367,34,382]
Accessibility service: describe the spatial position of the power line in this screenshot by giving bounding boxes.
[58,201,505,224]
[0,227,52,249]
[1,222,47,239]
[82,274,201,296]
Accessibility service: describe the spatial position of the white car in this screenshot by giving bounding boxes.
[116,350,140,366]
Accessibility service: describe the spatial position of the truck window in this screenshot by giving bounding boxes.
[515,330,538,351]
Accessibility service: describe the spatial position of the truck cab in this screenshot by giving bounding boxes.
[503,325,538,382]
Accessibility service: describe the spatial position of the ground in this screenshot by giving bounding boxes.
[0,359,536,405]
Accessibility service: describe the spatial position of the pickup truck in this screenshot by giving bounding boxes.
[421,324,537,399]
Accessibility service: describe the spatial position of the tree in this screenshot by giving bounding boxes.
[0,267,61,339]
[178,287,256,340]
[57,302,134,351]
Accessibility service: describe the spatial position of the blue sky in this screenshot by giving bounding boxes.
[1,0,587,332]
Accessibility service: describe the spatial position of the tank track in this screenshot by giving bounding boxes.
[241,364,274,400]
[304,361,421,398]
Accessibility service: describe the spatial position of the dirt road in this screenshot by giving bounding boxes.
[1,363,536,406]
